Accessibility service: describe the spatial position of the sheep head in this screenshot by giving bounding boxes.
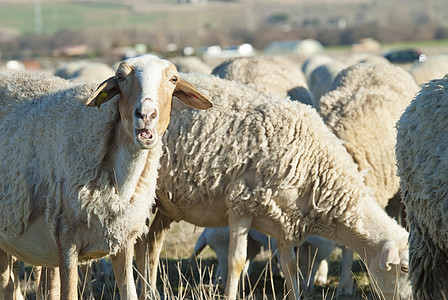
[85,54,213,149]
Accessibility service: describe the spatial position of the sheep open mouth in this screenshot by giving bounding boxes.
[136,128,155,141]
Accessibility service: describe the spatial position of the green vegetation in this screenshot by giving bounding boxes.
[0,2,164,35]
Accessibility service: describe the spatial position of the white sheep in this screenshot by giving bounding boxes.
[211,55,314,107]
[135,72,411,300]
[0,54,213,300]
[315,62,419,294]
[54,60,115,83]
[396,75,448,299]
[170,56,213,74]
[408,54,448,85]
[306,60,346,106]
[320,62,419,208]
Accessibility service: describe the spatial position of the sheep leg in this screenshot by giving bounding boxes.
[337,247,354,295]
[0,249,15,300]
[224,215,252,300]
[135,210,173,300]
[56,239,79,300]
[111,237,138,300]
[278,242,300,300]
[36,267,60,300]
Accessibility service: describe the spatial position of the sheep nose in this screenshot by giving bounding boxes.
[135,101,158,124]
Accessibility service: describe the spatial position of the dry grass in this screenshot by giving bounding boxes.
[17,223,397,299]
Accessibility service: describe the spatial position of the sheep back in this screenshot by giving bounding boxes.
[319,63,419,207]
[159,73,370,244]
[211,56,314,106]
[396,75,448,298]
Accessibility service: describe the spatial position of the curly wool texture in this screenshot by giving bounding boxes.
[319,63,419,208]
[158,73,374,244]
[396,75,448,299]
[211,56,314,107]
[0,72,155,254]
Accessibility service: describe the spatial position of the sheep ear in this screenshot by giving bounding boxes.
[174,78,213,110]
[379,241,401,271]
[85,77,120,109]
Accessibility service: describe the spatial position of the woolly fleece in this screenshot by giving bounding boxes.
[0,71,158,257]
[319,63,419,208]
[396,75,448,299]
[211,56,314,107]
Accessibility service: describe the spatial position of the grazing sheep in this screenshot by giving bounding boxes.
[315,63,418,294]
[135,73,411,300]
[0,54,212,300]
[408,54,448,85]
[396,75,448,299]
[211,56,314,106]
[54,60,115,83]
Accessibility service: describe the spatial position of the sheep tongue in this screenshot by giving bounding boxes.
[138,129,153,140]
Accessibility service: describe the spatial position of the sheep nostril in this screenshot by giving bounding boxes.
[134,110,144,119]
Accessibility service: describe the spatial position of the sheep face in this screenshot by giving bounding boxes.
[368,240,411,299]
[86,54,212,149]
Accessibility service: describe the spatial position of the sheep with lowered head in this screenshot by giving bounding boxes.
[396,75,448,299]
[314,63,418,294]
[211,55,314,106]
[0,54,212,300]
[135,72,411,300]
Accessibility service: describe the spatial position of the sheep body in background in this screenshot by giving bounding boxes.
[136,72,411,300]
[0,54,212,299]
[320,63,419,207]
[408,54,448,85]
[313,62,419,294]
[306,60,346,106]
[396,75,448,299]
[54,60,115,83]
[212,55,314,106]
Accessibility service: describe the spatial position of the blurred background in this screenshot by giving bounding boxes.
[1,0,448,70]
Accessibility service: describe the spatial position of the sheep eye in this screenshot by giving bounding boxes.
[170,76,178,84]
[116,74,125,82]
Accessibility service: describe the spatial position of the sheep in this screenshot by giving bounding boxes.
[0,54,213,300]
[319,62,419,208]
[135,72,411,300]
[211,55,315,107]
[54,60,115,83]
[314,62,419,294]
[395,75,448,299]
[306,60,346,106]
[408,54,448,85]
[170,56,213,74]
[343,52,391,66]
[301,54,335,79]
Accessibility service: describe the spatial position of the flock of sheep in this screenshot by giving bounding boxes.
[0,49,448,300]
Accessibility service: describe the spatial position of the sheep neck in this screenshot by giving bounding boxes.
[111,125,150,203]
